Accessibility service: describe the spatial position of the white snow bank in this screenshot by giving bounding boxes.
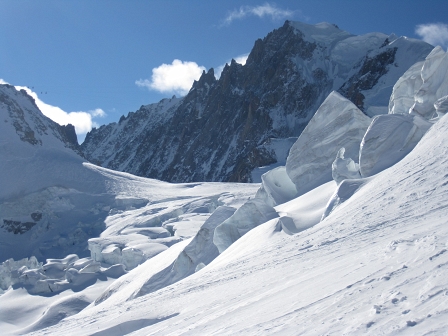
[286,91,371,196]
[275,180,337,235]
[321,178,371,220]
[359,113,431,177]
[0,276,114,335]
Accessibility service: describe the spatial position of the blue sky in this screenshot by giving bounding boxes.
[1,0,448,141]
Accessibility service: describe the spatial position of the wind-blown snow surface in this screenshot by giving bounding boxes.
[27,113,448,334]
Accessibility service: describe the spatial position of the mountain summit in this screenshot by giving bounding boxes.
[80,21,433,183]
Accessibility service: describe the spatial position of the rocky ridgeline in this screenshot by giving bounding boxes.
[0,84,80,151]
[81,21,433,183]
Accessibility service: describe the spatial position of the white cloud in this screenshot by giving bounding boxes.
[89,108,106,118]
[416,23,448,50]
[136,59,206,96]
[235,54,249,65]
[215,53,249,79]
[1,79,105,136]
[223,2,294,26]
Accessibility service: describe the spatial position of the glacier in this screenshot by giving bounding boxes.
[24,110,448,335]
[1,30,448,336]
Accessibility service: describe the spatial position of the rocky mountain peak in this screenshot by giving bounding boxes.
[191,68,216,91]
[80,21,433,183]
[58,123,79,146]
[0,84,81,152]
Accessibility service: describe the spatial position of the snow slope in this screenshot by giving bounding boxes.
[0,84,102,202]
[30,112,448,335]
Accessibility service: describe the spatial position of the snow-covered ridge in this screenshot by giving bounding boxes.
[81,95,182,169]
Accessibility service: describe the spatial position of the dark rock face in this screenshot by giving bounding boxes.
[0,85,43,146]
[2,219,36,234]
[58,124,79,147]
[81,21,433,183]
[339,48,397,111]
[31,212,43,222]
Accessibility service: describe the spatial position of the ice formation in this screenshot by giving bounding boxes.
[410,47,448,119]
[3,24,448,336]
[390,46,448,120]
[285,91,371,196]
[213,199,278,253]
[0,254,124,296]
[0,256,42,293]
[29,112,448,335]
[388,61,425,116]
[92,207,236,306]
[359,112,432,177]
[359,46,448,178]
[132,206,236,299]
[88,239,170,271]
[255,166,297,207]
[331,147,361,184]
[435,95,448,117]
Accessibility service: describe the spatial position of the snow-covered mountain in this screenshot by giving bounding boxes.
[1,24,448,335]
[80,21,433,183]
